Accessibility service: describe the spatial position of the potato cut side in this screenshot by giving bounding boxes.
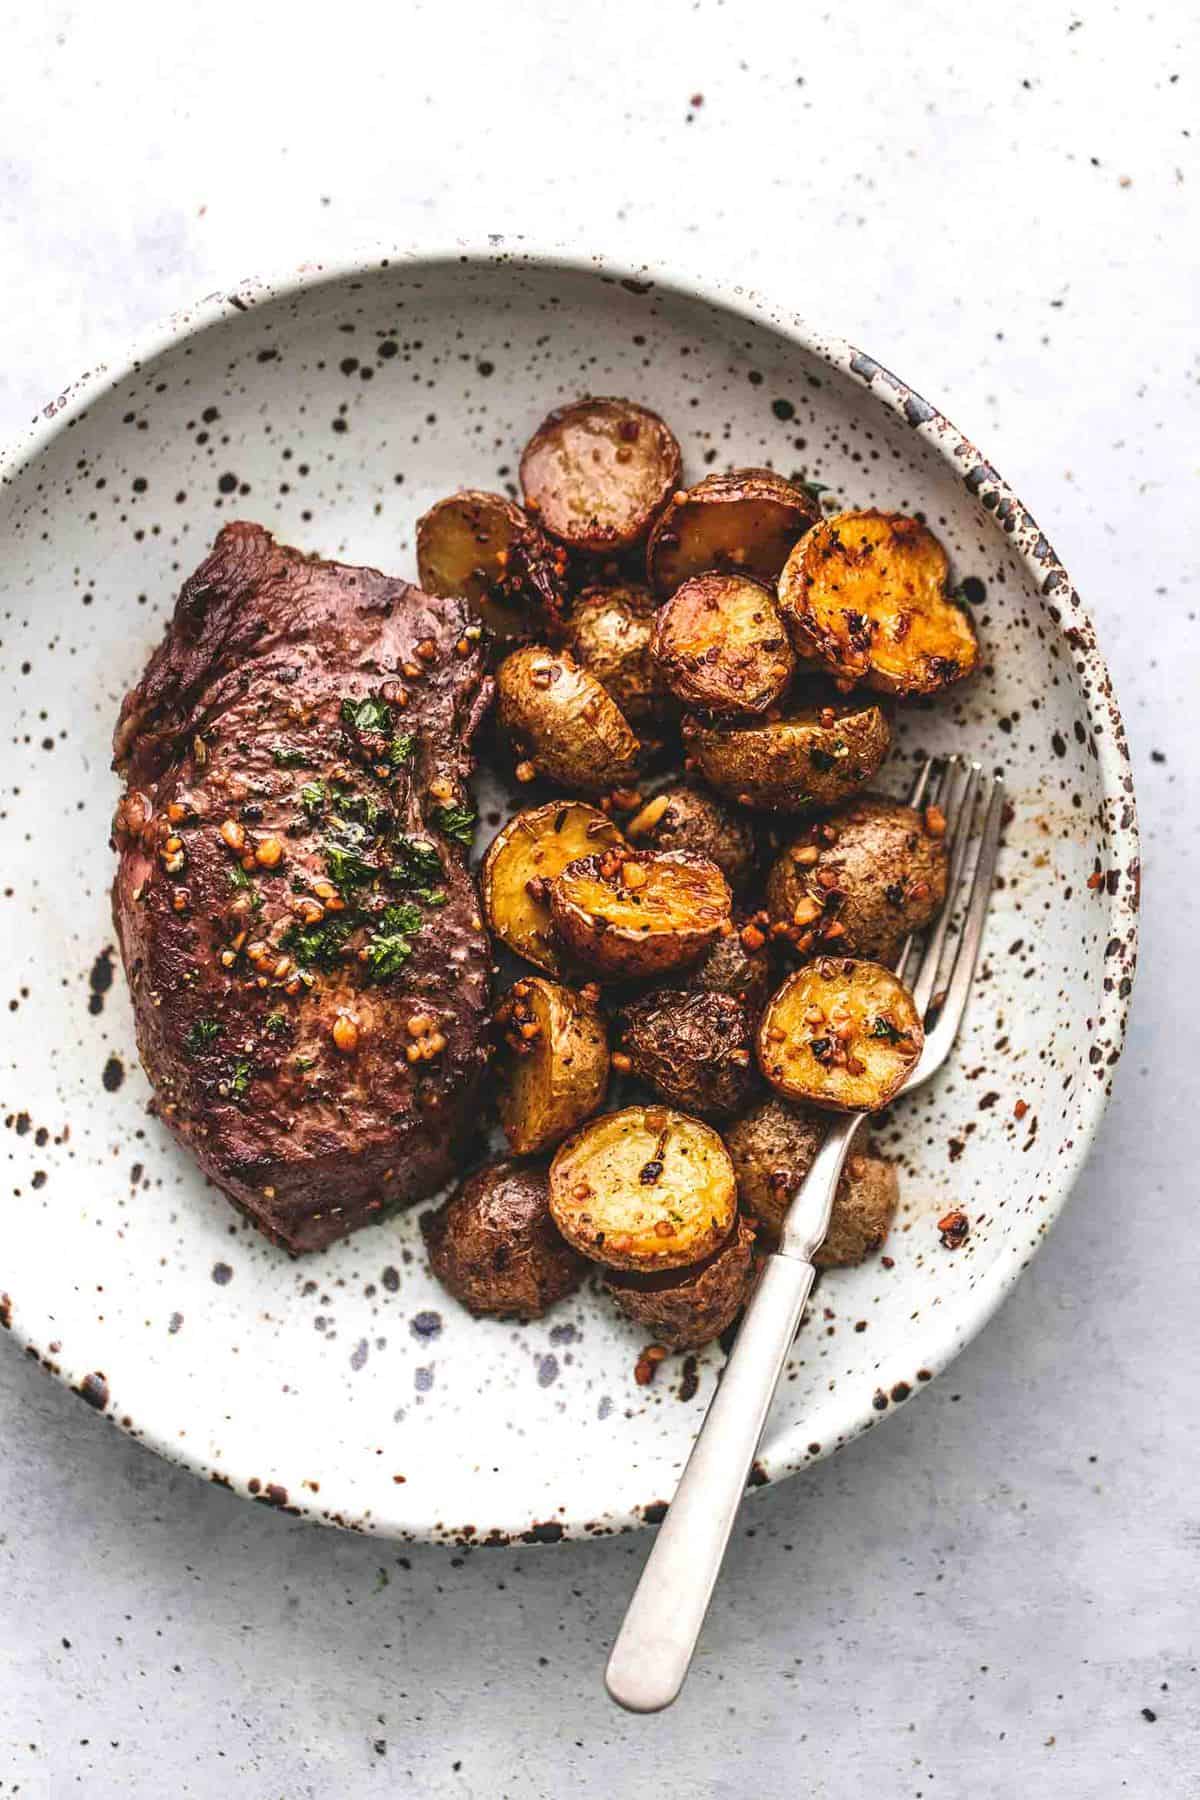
[681,695,891,811]
[416,489,567,641]
[549,847,732,979]
[647,467,821,596]
[651,571,795,716]
[495,645,640,793]
[549,1104,737,1270]
[481,801,626,976]
[567,583,665,721]
[520,397,682,552]
[494,977,609,1155]
[777,510,979,695]
[757,958,923,1112]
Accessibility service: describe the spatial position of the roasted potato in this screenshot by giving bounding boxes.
[626,780,757,896]
[481,800,625,976]
[604,1214,758,1349]
[520,397,682,552]
[765,795,948,962]
[757,958,923,1112]
[682,693,891,812]
[617,990,759,1118]
[566,583,666,721]
[494,977,609,1155]
[685,925,772,1012]
[495,645,640,793]
[549,847,732,980]
[646,467,821,596]
[416,489,568,641]
[651,572,796,716]
[724,1097,899,1266]
[548,1104,737,1270]
[777,510,980,695]
[422,1159,585,1319]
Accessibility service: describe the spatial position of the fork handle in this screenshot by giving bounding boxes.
[605,1251,816,1713]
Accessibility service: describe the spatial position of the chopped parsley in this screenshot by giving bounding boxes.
[186,1018,222,1053]
[272,747,309,768]
[299,779,327,818]
[431,802,476,849]
[388,834,444,898]
[869,1015,906,1043]
[293,1053,317,1073]
[228,1060,252,1098]
[388,733,416,766]
[324,839,376,893]
[264,1011,290,1038]
[283,915,355,969]
[226,863,263,910]
[341,696,393,735]
[800,478,829,503]
[364,901,424,982]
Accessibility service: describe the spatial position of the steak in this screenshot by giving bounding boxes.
[111,522,493,1254]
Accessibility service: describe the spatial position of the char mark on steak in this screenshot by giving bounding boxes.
[111,521,494,1254]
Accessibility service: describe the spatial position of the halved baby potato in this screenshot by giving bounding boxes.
[777,510,979,695]
[416,489,567,641]
[549,847,732,980]
[682,693,891,811]
[651,571,796,716]
[567,582,665,721]
[548,1104,737,1270]
[604,1214,758,1349]
[494,976,609,1155]
[495,645,641,792]
[626,780,757,896]
[481,800,626,976]
[646,467,821,596]
[757,958,923,1112]
[520,397,682,552]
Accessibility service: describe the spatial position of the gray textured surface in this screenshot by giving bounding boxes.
[0,2,1195,1794]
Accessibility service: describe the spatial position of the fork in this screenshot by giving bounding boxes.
[605,755,1005,1713]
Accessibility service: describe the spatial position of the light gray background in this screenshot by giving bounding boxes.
[1,3,1195,1794]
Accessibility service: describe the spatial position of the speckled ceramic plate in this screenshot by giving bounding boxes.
[0,246,1138,1543]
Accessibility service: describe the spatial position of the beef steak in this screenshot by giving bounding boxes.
[112,522,493,1253]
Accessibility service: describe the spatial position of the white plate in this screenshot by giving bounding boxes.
[0,247,1138,1542]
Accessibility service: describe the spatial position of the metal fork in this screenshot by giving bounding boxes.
[606,755,1005,1713]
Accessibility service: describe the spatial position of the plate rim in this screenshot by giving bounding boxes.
[0,238,1140,1541]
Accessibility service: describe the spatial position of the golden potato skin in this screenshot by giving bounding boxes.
[766,795,948,963]
[496,645,640,793]
[682,695,891,812]
[549,1104,737,1270]
[494,978,609,1155]
[520,397,682,552]
[724,1097,899,1266]
[626,781,757,895]
[549,847,733,980]
[416,489,567,641]
[777,510,980,695]
[567,583,666,721]
[617,990,759,1119]
[757,958,923,1112]
[422,1160,586,1319]
[685,926,772,1012]
[604,1215,758,1349]
[651,572,796,716]
[481,801,625,976]
[646,468,821,596]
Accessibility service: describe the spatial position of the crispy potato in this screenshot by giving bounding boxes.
[777,510,979,695]
[724,1097,899,1265]
[494,977,609,1155]
[617,989,759,1119]
[520,398,682,553]
[416,489,568,641]
[651,572,795,716]
[646,467,821,596]
[757,958,923,1112]
[766,795,948,962]
[422,1160,585,1319]
[682,693,891,812]
[481,801,626,976]
[604,1215,758,1349]
[567,583,666,721]
[549,847,732,980]
[495,645,640,792]
[548,1104,737,1270]
[626,781,757,895]
[685,926,772,1013]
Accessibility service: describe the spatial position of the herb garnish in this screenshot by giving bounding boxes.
[341,696,393,735]
[431,802,476,849]
[869,1015,906,1043]
[299,780,327,818]
[228,1060,252,1098]
[364,901,424,982]
[324,839,376,893]
[264,1011,290,1038]
[283,915,355,969]
[272,748,309,768]
[186,1018,222,1053]
[388,834,444,896]
[388,733,416,766]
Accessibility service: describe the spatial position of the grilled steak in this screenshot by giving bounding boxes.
[111,522,493,1253]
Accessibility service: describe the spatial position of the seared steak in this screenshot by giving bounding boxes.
[112,522,493,1253]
